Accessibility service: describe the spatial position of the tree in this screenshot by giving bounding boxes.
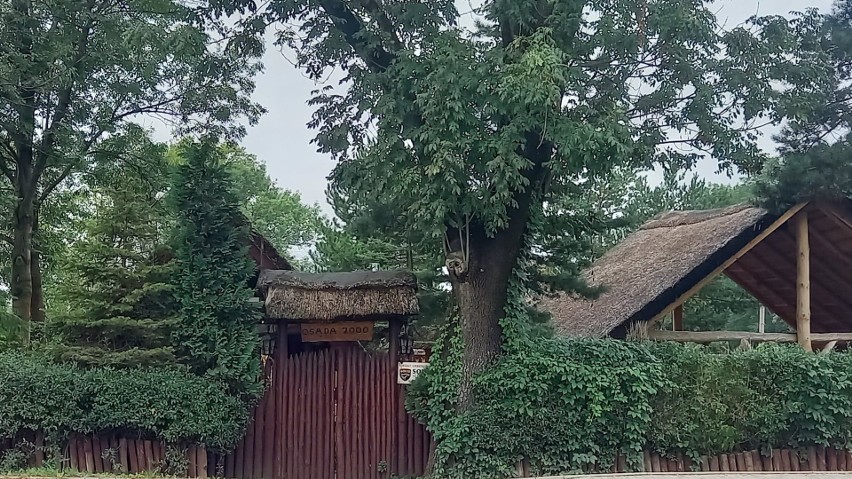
[166,142,324,257]
[0,0,263,338]
[169,139,262,399]
[47,156,177,367]
[227,0,831,408]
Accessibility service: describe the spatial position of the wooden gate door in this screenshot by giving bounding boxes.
[222,345,431,479]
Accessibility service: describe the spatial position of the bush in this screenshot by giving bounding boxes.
[0,352,249,449]
[409,339,852,478]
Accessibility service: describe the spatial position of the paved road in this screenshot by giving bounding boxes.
[537,473,852,478]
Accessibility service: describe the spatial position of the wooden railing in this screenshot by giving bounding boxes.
[647,329,852,345]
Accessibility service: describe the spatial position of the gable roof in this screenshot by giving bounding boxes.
[258,270,419,321]
[536,205,772,337]
[538,200,852,338]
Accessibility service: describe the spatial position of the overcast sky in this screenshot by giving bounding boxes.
[229,0,834,217]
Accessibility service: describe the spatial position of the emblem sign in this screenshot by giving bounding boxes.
[397,361,429,385]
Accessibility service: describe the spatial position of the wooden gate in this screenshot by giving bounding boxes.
[219,342,431,479]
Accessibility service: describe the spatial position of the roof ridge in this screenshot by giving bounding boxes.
[640,203,761,231]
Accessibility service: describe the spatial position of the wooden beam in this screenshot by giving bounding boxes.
[652,203,808,323]
[796,211,812,352]
[672,305,684,331]
[647,330,852,344]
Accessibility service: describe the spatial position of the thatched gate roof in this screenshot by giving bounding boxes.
[258,270,419,321]
[536,204,772,337]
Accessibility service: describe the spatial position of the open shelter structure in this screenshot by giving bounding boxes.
[537,200,852,351]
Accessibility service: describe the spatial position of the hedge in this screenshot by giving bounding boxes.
[408,339,852,478]
[0,352,250,449]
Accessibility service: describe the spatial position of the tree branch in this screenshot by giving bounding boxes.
[315,0,396,72]
[34,0,97,179]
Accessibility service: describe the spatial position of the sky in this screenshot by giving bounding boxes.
[227,0,834,217]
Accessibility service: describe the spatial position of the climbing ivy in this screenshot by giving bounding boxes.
[409,339,852,479]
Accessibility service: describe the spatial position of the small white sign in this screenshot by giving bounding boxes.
[397,361,429,385]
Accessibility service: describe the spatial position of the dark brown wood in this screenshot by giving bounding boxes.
[83,435,95,472]
[263,362,275,479]
[808,446,818,470]
[709,455,720,471]
[93,436,104,473]
[780,449,791,471]
[198,446,208,479]
[127,439,139,474]
[672,305,684,331]
[144,440,155,471]
[650,452,661,472]
[735,453,746,471]
[828,447,839,470]
[761,451,772,471]
[69,436,79,471]
[840,448,848,470]
[253,383,265,479]
[118,438,128,473]
[791,449,802,471]
[188,445,197,477]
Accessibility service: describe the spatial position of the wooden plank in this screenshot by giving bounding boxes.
[771,449,782,471]
[828,447,839,470]
[761,452,773,471]
[263,364,275,479]
[144,440,155,471]
[198,446,208,479]
[83,436,95,473]
[744,451,755,471]
[796,211,813,351]
[653,202,809,322]
[720,454,730,471]
[808,446,818,470]
[647,330,852,343]
[791,449,801,471]
[672,305,684,331]
[708,455,719,471]
[840,448,848,470]
[34,430,44,467]
[818,446,828,470]
[188,445,197,477]
[781,449,792,471]
[650,452,663,472]
[69,436,79,472]
[119,438,129,473]
[92,436,104,473]
[301,322,374,342]
[127,439,139,474]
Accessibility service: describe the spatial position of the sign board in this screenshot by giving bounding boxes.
[300,322,374,342]
[397,361,429,385]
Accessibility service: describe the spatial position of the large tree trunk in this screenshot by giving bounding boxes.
[31,212,45,323]
[452,244,513,411]
[11,196,35,337]
[11,142,36,342]
[448,134,550,411]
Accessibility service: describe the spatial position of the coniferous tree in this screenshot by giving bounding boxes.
[169,140,262,399]
[49,180,177,367]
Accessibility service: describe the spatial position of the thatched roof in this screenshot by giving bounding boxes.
[536,204,772,338]
[259,270,419,321]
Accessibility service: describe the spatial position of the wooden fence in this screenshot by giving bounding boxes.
[212,345,431,479]
[0,433,209,476]
[516,447,852,476]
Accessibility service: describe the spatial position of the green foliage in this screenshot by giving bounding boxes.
[409,339,852,479]
[755,141,852,213]
[169,140,262,400]
[0,351,248,448]
[47,149,177,368]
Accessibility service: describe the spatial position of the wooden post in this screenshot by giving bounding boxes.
[759,306,766,333]
[796,212,812,352]
[672,305,684,331]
